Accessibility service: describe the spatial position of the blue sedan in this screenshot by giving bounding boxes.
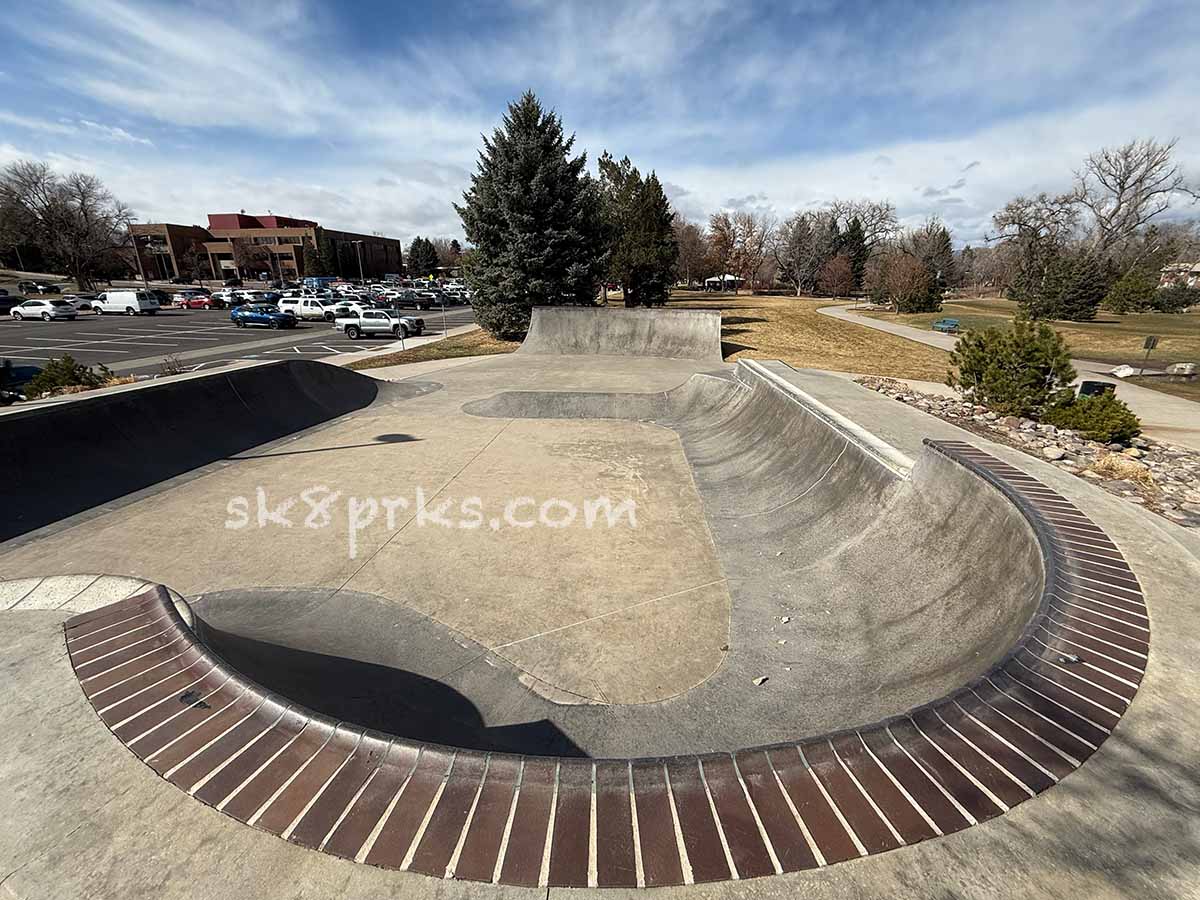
[230,304,298,329]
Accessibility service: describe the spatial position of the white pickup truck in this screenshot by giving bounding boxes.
[279,296,336,321]
[333,309,425,339]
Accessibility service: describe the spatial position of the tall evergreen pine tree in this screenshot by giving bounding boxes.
[1057,254,1106,322]
[842,218,868,293]
[455,92,605,337]
[599,154,678,307]
[406,237,439,277]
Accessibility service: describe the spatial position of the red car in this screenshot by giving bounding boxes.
[176,291,217,309]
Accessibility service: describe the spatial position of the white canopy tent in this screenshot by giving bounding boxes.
[703,274,743,291]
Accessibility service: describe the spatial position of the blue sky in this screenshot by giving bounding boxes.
[1,0,1198,245]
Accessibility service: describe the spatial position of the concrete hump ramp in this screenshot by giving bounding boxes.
[519,305,723,361]
[0,360,398,542]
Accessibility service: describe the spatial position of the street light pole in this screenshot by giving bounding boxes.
[352,240,365,283]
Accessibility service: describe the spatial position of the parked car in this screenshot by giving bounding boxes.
[16,281,61,295]
[10,298,77,320]
[234,289,282,304]
[325,299,373,320]
[207,290,236,309]
[223,276,243,287]
[334,309,424,339]
[169,276,193,284]
[411,290,445,310]
[230,304,297,329]
[0,296,19,315]
[60,293,97,310]
[93,290,160,315]
[279,296,337,321]
[176,290,216,309]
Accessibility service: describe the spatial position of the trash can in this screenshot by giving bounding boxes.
[1078,380,1116,398]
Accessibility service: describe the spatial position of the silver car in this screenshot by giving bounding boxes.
[10,298,77,321]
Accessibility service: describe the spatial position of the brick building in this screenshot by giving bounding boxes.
[129,213,404,282]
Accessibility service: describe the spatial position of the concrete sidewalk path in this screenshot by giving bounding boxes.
[818,304,1200,451]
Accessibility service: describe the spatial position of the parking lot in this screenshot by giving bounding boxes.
[0,304,477,376]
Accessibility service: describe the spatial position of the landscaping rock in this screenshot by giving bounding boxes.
[854,375,1199,530]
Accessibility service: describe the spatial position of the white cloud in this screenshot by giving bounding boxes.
[663,84,1200,244]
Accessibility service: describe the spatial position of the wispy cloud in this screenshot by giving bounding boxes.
[78,120,152,145]
[0,110,152,144]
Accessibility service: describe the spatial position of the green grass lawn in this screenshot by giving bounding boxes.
[864,296,1200,369]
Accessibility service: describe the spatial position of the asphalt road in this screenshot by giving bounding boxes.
[0,304,477,376]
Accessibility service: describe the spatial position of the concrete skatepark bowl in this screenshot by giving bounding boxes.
[0,306,1177,896]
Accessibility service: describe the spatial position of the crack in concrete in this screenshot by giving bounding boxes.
[488,578,727,652]
[334,416,516,594]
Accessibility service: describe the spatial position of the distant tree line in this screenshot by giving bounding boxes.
[981,138,1199,320]
[663,138,1199,321]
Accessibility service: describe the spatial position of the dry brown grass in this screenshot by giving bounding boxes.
[51,375,137,396]
[1091,453,1155,485]
[349,294,956,381]
[348,327,518,370]
[667,291,952,381]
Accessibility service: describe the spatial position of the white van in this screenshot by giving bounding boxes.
[94,290,160,316]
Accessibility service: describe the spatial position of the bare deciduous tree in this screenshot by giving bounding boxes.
[900,217,957,288]
[0,159,134,289]
[232,238,271,279]
[430,237,463,268]
[827,198,899,251]
[884,253,936,312]
[673,218,711,285]
[708,211,773,293]
[1074,138,1197,252]
[731,211,773,292]
[708,212,735,285]
[817,253,855,298]
[990,192,1080,248]
[772,210,838,295]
